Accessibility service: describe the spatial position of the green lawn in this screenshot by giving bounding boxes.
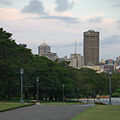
[0,102,34,112]
[71,105,120,120]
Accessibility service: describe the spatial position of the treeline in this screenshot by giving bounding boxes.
[0,28,120,101]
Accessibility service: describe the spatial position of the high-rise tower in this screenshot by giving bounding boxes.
[38,42,50,55]
[84,30,99,66]
[38,42,57,61]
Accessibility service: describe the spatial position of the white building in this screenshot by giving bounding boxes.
[69,53,84,69]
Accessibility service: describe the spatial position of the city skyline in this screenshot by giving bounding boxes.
[0,0,120,60]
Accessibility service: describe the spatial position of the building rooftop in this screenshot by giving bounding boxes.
[40,42,49,46]
[88,30,95,32]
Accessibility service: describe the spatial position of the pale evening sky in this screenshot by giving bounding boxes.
[0,0,120,60]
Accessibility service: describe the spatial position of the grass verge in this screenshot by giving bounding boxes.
[71,105,120,120]
[0,102,34,112]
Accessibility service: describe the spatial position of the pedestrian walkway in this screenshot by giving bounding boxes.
[0,104,92,120]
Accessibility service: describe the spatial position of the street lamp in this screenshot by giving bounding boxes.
[109,70,112,105]
[62,84,64,102]
[37,77,39,103]
[20,68,24,103]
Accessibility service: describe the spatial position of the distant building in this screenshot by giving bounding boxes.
[69,53,84,69]
[83,30,99,66]
[115,56,120,72]
[99,59,106,73]
[38,42,57,61]
[100,59,106,65]
[84,65,101,73]
[104,59,115,72]
[116,66,120,72]
[68,41,84,69]
[105,59,115,66]
[38,42,50,55]
[116,56,120,66]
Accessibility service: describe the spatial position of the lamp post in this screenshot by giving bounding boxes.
[62,84,64,102]
[37,77,39,103]
[20,68,24,103]
[109,70,112,105]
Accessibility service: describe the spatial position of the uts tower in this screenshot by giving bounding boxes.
[84,30,99,66]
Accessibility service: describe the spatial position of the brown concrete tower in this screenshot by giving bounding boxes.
[84,30,99,66]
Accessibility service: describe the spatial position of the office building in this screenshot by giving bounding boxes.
[69,53,84,69]
[84,30,99,66]
[38,42,57,61]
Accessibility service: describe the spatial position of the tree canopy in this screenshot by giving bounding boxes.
[0,28,120,101]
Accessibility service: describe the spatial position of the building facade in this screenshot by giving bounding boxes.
[38,42,57,61]
[104,59,115,72]
[116,56,120,66]
[115,56,120,72]
[69,53,84,69]
[84,30,99,66]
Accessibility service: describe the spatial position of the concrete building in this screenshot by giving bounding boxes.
[116,56,120,66]
[68,41,84,69]
[38,42,57,61]
[116,66,120,72]
[69,53,84,69]
[99,59,106,73]
[84,65,101,73]
[38,42,50,55]
[115,57,120,72]
[104,59,115,72]
[83,30,99,66]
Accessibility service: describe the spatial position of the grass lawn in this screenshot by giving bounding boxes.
[71,105,120,120]
[0,102,34,112]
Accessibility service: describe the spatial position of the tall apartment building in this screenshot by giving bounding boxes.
[38,42,57,61]
[83,30,99,66]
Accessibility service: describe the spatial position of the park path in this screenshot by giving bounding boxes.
[0,104,93,120]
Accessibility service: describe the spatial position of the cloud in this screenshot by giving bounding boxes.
[87,16,103,23]
[55,0,74,12]
[112,3,120,7]
[0,0,11,5]
[0,8,24,20]
[101,35,120,45]
[51,42,83,58]
[53,42,82,47]
[116,20,120,26]
[35,15,80,24]
[21,0,46,15]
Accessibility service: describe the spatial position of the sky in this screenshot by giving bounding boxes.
[0,0,120,60]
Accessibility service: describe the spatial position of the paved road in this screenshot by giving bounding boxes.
[0,104,93,120]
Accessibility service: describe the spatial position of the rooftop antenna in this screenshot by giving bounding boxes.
[75,41,77,54]
[75,40,77,57]
[75,41,78,67]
